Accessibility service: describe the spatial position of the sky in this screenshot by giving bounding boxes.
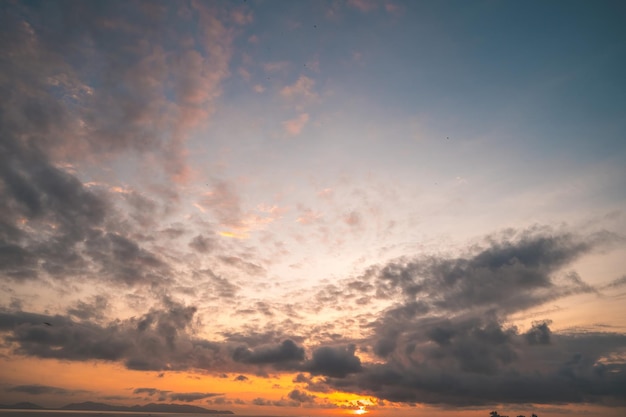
[1,1,626,416]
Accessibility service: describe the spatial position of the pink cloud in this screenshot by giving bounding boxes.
[231,8,253,25]
[297,209,323,225]
[343,211,362,228]
[282,113,310,136]
[317,188,334,200]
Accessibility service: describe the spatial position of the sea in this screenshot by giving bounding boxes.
[0,412,244,417]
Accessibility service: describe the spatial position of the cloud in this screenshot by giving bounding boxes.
[347,0,379,12]
[0,2,236,183]
[6,384,83,395]
[343,211,362,228]
[282,113,310,137]
[67,296,108,321]
[312,228,626,406]
[296,207,323,225]
[263,61,290,73]
[304,345,362,378]
[133,388,220,402]
[1,210,625,408]
[280,76,317,100]
[233,339,305,366]
[189,234,215,253]
[525,320,553,345]
[0,300,214,369]
[169,392,222,402]
[288,389,316,403]
[0,1,244,291]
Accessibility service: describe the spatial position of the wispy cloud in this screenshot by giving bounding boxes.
[282,113,310,137]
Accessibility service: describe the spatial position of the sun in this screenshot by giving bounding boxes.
[353,407,368,415]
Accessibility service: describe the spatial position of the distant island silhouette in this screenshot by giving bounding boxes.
[0,401,233,414]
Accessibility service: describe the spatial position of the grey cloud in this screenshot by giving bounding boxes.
[84,231,171,287]
[315,228,626,406]
[196,269,239,298]
[252,397,297,407]
[219,256,266,276]
[603,275,626,289]
[330,330,626,406]
[0,0,240,290]
[133,388,219,402]
[6,384,81,395]
[189,235,215,253]
[133,387,163,395]
[288,389,316,403]
[304,345,362,378]
[0,1,235,180]
[67,295,108,321]
[373,230,595,313]
[0,302,312,375]
[525,320,552,345]
[0,137,171,288]
[0,139,108,282]
[233,339,305,365]
[293,373,310,383]
[0,300,224,370]
[364,229,606,363]
[169,392,222,402]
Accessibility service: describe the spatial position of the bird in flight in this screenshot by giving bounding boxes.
[43,322,52,326]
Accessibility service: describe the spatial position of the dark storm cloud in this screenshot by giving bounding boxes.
[304,345,362,378]
[0,300,310,374]
[233,339,305,365]
[372,229,596,313]
[525,320,552,345]
[0,300,205,367]
[329,329,626,406]
[352,228,611,363]
[313,228,626,406]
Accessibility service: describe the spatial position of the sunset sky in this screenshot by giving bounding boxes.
[1,1,626,416]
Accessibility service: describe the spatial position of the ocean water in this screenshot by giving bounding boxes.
[0,412,243,417]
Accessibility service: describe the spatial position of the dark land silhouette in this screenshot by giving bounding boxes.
[0,401,233,414]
